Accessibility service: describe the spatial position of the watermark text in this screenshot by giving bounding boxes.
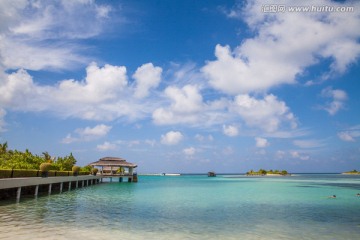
[261,5,354,13]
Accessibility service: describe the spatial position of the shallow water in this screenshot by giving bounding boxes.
[1,174,360,239]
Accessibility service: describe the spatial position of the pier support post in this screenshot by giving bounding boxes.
[34,185,39,196]
[119,177,123,182]
[82,180,84,187]
[60,182,63,193]
[87,179,89,186]
[48,184,52,195]
[76,181,78,189]
[16,187,21,201]
[68,182,71,191]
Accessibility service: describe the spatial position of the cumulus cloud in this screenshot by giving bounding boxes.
[290,151,310,161]
[183,147,196,156]
[230,94,297,133]
[152,85,203,125]
[133,63,162,98]
[337,132,355,142]
[320,87,347,115]
[152,84,226,126]
[161,131,183,145]
[0,62,159,123]
[255,137,269,148]
[223,125,239,137]
[96,141,117,151]
[62,124,112,143]
[202,0,360,94]
[76,124,112,138]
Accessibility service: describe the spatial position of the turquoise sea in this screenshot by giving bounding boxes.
[1,174,360,239]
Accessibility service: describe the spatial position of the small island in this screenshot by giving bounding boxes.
[342,169,360,175]
[246,169,289,176]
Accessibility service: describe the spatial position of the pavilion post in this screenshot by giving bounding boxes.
[16,187,21,201]
[34,185,39,196]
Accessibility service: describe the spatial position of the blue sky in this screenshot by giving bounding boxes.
[0,0,359,173]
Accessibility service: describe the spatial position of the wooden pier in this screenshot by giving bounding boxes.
[0,175,102,202]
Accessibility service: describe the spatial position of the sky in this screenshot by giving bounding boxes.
[0,0,359,173]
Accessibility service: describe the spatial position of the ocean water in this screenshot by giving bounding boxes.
[0,174,360,240]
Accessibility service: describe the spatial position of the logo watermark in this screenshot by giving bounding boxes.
[261,5,354,13]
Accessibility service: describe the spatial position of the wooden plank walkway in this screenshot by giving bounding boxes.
[0,175,103,202]
[0,175,102,190]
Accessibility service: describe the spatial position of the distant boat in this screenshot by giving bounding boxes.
[208,171,216,177]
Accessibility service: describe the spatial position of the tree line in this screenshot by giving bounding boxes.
[0,142,79,171]
[246,169,289,176]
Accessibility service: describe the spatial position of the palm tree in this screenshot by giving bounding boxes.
[42,151,52,163]
[0,142,8,155]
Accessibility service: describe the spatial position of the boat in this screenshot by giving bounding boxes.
[208,171,216,177]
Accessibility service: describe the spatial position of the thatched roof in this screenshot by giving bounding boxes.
[89,157,137,168]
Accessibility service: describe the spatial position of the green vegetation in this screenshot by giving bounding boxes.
[0,142,76,170]
[91,168,98,175]
[246,169,289,176]
[0,142,91,178]
[343,169,360,174]
[40,163,52,172]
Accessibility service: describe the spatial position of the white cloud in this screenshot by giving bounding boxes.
[195,134,205,141]
[293,139,326,148]
[290,151,310,161]
[255,137,269,148]
[0,0,112,71]
[145,139,156,147]
[230,94,297,132]
[0,63,155,123]
[223,125,239,137]
[338,132,355,142]
[61,134,78,144]
[62,124,112,144]
[152,83,234,128]
[321,87,347,115]
[183,147,196,156]
[275,150,286,159]
[96,141,117,151]
[202,0,360,95]
[337,125,360,142]
[0,69,38,110]
[152,84,203,125]
[133,63,162,98]
[195,134,214,142]
[161,131,183,145]
[0,108,7,132]
[76,124,112,139]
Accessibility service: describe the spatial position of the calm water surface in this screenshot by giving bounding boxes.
[1,174,360,239]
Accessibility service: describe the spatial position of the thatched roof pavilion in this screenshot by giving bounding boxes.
[89,157,137,168]
[89,157,137,178]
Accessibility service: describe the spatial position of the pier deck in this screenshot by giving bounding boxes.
[0,175,102,190]
[0,175,103,202]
